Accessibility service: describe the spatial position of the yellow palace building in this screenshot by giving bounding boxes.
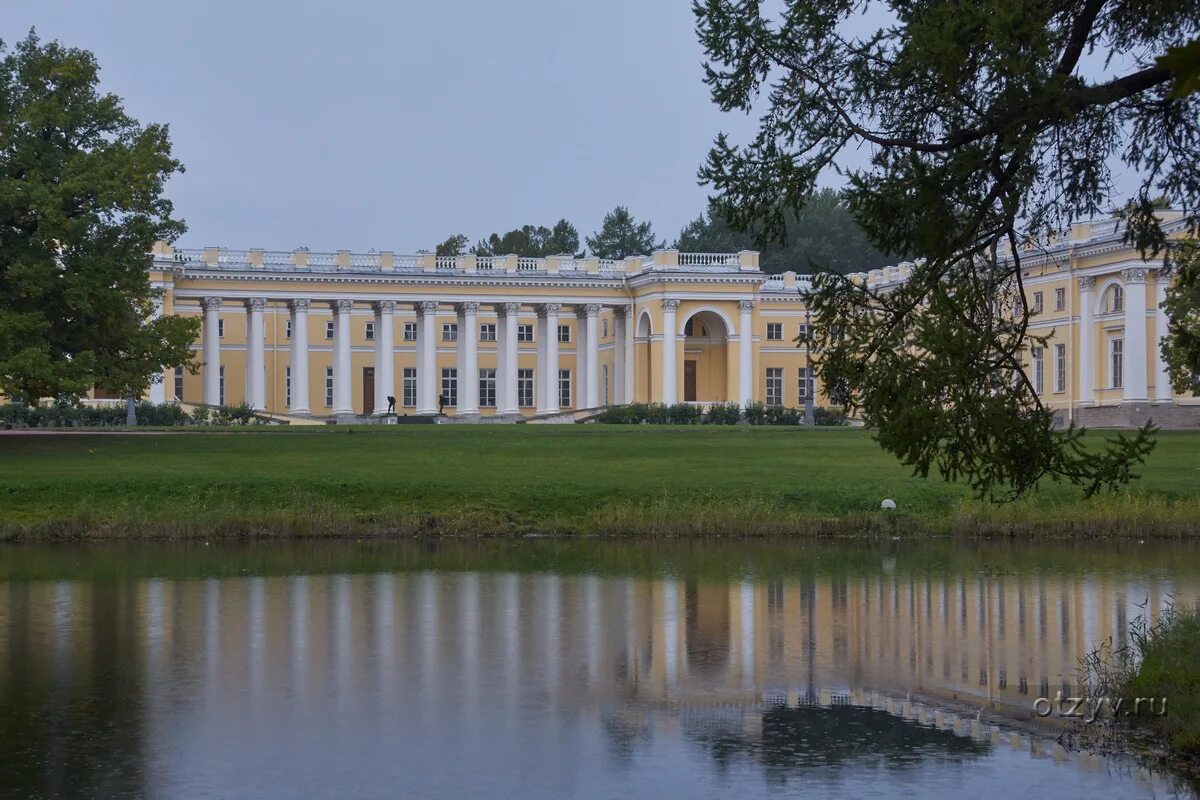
[139,212,1196,426]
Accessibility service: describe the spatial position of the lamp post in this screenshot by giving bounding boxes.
[803,306,814,426]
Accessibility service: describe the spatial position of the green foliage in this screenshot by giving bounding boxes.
[693,0,1196,499]
[471,219,580,258]
[213,402,259,426]
[585,206,662,259]
[0,401,189,428]
[1162,240,1200,395]
[813,406,849,427]
[0,32,199,405]
[435,234,469,257]
[703,402,742,424]
[1157,36,1200,99]
[676,190,898,274]
[666,403,704,424]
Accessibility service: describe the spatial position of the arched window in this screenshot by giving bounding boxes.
[1103,284,1124,313]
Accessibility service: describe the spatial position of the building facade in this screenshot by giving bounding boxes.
[137,214,1196,425]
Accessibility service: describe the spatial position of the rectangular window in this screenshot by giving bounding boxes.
[602,365,609,405]
[1032,292,1044,315]
[219,366,225,406]
[1110,338,1123,389]
[559,369,572,408]
[1054,287,1065,311]
[558,325,571,343]
[517,368,534,407]
[1031,346,1044,395]
[602,319,609,338]
[1054,343,1066,393]
[174,367,184,402]
[797,323,811,344]
[218,319,225,338]
[285,366,291,407]
[798,367,813,401]
[325,367,334,407]
[402,368,417,407]
[285,319,292,340]
[766,322,783,341]
[518,324,534,342]
[766,367,783,406]
[479,368,496,408]
[325,320,334,340]
[480,323,496,342]
[442,323,458,342]
[365,321,375,341]
[403,322,417,341]
[441,368,458,406]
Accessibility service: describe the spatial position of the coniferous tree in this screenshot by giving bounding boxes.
[586,206,662,259]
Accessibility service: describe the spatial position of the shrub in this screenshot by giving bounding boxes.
[0,401,196,428]
[743,402,768,425]
[666,403,703,424]
[764,405,802,425]
[703,403,742,424]
[813,406,849,426]
[213,402,258,426]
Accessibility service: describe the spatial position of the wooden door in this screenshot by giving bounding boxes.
[684,360,697,402]
[362,367,375,415]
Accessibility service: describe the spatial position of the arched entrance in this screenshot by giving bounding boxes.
[680,309,730,402]
[636,310,653,403]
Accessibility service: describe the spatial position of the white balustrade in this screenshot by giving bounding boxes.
[679,252,738,266]
[349,252,382,268]
[476,256,495,271]
[516,257,539,271]
[217,249,250,264]
[262,251,293,266]
[435,256,458,270]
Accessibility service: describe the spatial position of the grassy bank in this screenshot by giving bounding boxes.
[1,426,1198,539]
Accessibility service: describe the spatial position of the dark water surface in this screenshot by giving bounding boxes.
[1,538,1197,799]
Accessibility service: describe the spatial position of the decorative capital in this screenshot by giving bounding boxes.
[579,303,601,317]
[244,297,267,311]
[374,300,395,314]
[201,296,222,311]
[661,298,681,311]
[416,300,439,315]
[1121,267,1149,284]
[612,304,630,318]
[1077,276,1096,291]
[498,302,521,317]
[331,299,354,313]
[536,303,562,318]
[738,299,755,312]
[289,298,311,313]
[456,302,480,315]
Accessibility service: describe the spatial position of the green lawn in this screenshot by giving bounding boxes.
[1,426,1198,538]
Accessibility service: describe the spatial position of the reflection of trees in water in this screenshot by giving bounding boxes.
[0,583,148,798]
[685,705,988,782]
[600,708,654,767]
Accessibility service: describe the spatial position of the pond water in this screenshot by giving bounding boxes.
[1,539,1197,799]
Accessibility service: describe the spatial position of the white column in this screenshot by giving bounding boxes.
[373,301,395,414]
[574,310,587,409]
[1077,277,1094,405]
[498,303,520,416]
[613,307,628,405]
[583,304,601,408]
[416,301,438,415]
[148,298,167,404]
[738,299,754,407]
[289,299,311,415]
[537,303,561,413]
[661,299,679,405]
[244,298,266,410]
[456,302,480,415]
[331,299,354,416]
[1154,271,1172,401]
[1122,268,1149,402]
[202,297,222,406]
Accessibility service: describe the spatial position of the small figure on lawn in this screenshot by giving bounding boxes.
[386,395,396,414]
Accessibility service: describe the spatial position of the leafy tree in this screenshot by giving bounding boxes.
[0,32,198,406]
[1162,240,1200,394]
[471,219,580,257]
[676,188,898,273]
[435,233,469,257]
[586,206,662,259]
[695,1,1199,500]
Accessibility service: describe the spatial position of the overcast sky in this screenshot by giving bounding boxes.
[7,1,782,252]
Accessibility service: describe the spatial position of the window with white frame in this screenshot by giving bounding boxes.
[1054,343,1066,393]
[602,319,609,338]
[601,365,609,405]
[797,323,811,344]
[403,322,417,341]
[174,367,184,402]
[285,319,292,339]
[479,368,496,408]
[1110,337,1123,388]
[684,317,695,337]
[798,367,813,401]
[325,367,334,407]
[325,320,334,340]
[441,368,458,406]
[365,321,374,341]
[558,369,571,408]
[1054,287,1065,311]
[517,368,534,407]
[218,319,225,338]
[285,366,291,407]
[557,325,571,343]
[1031,346,1044,394]
[402,368,417,407]
[480,323,496,342]
[218,365,226,405]
[766,368,783,406]
[518,324,534,342]
[1032,292,1043,314]
[766,322,783,341]
[442,323,458,342]
[1104,284,1124,313]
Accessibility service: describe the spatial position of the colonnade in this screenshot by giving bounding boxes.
[1076,268,1172,403]
[197,297,634,416]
